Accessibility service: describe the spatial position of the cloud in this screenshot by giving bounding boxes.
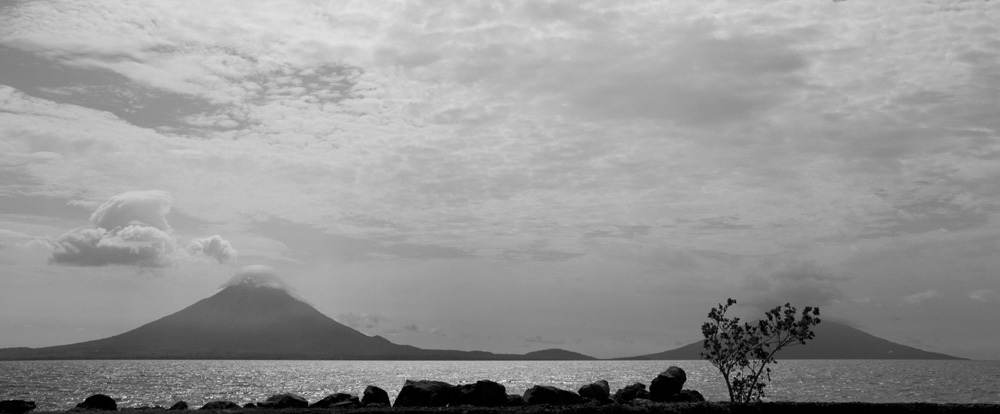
[50,225,176,267]
[903,289,940,305]
[0,229,40,250]
[89,190,173,232]
[48,190,236,268]
[220,264,288,290]
[0,229,35,240]
[969,289,996,303]
[337,313,384,330]
[744,262,848,312]
[186,235,238,264]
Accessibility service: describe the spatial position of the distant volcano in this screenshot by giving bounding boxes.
[621,320,965,360]
[0,281,594,360]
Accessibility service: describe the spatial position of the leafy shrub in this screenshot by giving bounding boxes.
[700,298,821,403]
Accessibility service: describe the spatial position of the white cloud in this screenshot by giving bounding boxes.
[903,289,941,305]
[89,190,173,231]
[50,225,176,268]
[47,190,236,268]
[220,264,287,290]
[186,235,238,264]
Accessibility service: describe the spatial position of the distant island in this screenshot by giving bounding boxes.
[0,277,963,360]
[620,320,965,360]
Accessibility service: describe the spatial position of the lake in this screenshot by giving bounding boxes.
[2,360,998,411]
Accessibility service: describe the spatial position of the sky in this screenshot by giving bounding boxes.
[1,0,999,360]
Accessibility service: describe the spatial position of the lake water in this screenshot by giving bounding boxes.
[2,360,998,411]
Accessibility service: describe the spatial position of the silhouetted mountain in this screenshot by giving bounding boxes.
[0,283,593,360]
[622,321,965,360]
[522,348,597,360]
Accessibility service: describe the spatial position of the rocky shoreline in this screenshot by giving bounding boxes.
[8,402,1000,414]
[2,366,997,414]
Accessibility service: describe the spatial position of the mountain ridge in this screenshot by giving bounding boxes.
[0,283,593,361]
[0,284,965,360]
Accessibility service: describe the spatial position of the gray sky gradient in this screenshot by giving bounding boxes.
[1,0,999,359]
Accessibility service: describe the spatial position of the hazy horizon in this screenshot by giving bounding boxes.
[2,1,999,360]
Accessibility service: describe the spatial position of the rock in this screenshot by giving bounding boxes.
[259,393,308,409]
[362,386,390,406]
[393,380,456,407]
[613,383,649,403]
[309,393,359,409]
[649,366,687,401]
[167,401,188,411]
[522,385,583,406]
[0,400,36,414]
[75,394,117,411]
[505,395,527,407]
[578,380,611,402]
[198,401,238,410]
[242,403,255,409]
[452,380,508,407]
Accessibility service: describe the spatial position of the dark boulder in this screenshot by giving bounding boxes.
[452,380,507,407]
[523,385,583,406]
[198,401,238,410]
[0,400,36,414]
[578,380,611,402]
[167,401,188,411]
[649,366,687,401]
[76,394,117,411]
[309,393,359,409]
[258,393,307,409]
[662,389,705,403]
[505,395,527,407]
[362,386,390,406]
[613,383,649,403]
[393,380,456,407]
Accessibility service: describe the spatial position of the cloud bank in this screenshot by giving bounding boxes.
[49,190,236,268]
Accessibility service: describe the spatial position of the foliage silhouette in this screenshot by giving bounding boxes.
[700,298,821,403]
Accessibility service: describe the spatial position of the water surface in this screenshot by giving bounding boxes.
[2,360,998,411]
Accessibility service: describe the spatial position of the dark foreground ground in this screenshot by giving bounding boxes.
[32,402,1000,414]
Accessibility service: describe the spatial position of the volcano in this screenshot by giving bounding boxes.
[621,321,965,360]
[0,281,594,360]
